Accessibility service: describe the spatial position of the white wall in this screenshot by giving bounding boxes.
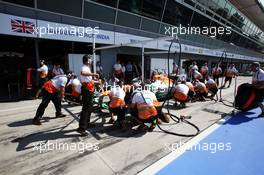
[150,58,174,74]
[67,54,99,77]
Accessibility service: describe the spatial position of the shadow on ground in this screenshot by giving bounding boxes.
[225,110,260,125]
[8,117,51,127]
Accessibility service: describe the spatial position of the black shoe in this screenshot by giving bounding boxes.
[148,124,156,132]
[136,124,148,132]
[108,118,115,124]
[209,95,215,100]
[76,128,88,136]
[173,102,178,107]
[179,103,186,108]
[200,97,206,101]
[32,118,41,125]
[56,112,66,118]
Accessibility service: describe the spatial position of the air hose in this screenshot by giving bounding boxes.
[218,51,237,108]
[157,36,200,137]
[219,50,227,102]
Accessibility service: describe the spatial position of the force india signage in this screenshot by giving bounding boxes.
[0,13,261,62]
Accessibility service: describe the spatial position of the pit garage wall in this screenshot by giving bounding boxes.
[100,48,218,77]
[99,49,248,76]
[147,53,218,74]
[148,53,248,75]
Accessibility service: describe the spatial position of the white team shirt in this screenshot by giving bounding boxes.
[174,84,189,95]
[68,78,81,94]
[51,75,67,90]
[252,68,264,83]
[206,78,216,85]
[212,67,222,75]
[80,64,93,83]
[52,67,64,76]
[193,70,202,79]
[226,67,238,76]
[37,65,48,74]
[195,81,206,89]
[110,86,126,100]
[121,65,126,73]
[113,64,122,71]
[191,65,198,71]
[132,90,157,105]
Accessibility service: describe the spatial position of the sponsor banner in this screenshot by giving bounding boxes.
[0,13,262,62]
[0,13,37,38]
[37,20,114,44]
[114,33,158,49]
[187,46,201,55]
[158,40,180,52]
[203,49,217,56]
[0,13,114,44]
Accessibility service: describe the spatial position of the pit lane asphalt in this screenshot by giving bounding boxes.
[0,76,251,175]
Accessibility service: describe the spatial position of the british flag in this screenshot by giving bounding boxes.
[11,19,35,34]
